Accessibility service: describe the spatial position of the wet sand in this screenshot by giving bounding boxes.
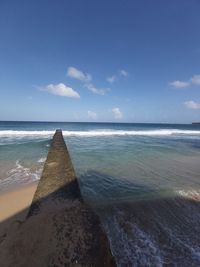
[0,182,38,232]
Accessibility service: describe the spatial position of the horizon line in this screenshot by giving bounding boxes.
[0,120,193,125]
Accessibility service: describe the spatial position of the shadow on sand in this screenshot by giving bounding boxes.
[0,178,116,267]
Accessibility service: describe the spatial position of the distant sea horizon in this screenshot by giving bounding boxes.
[0,120,195,124]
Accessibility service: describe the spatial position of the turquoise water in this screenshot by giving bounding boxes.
[1,121,200,266]
[1,121,199,198]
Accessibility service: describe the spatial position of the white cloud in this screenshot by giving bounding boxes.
[170,74,200,88]
[107,75,117,83]
[41,83,80,98]
[84,83,108,95]
[119,69,129,77]
[190,75,200,86]
[112,107,123,119]
[67,67,91,82]
[87,110,97,119]
[184,100,200,109]
[170,80,190,88]
[67,66,108,95]
[107,69,129,84]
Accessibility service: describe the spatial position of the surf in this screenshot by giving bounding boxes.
[0,129,200,138]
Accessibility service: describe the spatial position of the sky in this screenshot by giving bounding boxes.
[0,0,200,123]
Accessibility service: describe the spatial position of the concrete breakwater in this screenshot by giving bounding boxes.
[27,129,82,216]
[1,130,116,267]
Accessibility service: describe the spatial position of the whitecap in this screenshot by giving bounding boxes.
[0,129,200,138]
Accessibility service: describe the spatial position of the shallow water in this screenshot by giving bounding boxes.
[0,121,200,266]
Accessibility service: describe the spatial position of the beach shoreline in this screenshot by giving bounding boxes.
[0,182,38,224]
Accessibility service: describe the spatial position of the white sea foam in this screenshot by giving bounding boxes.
[176,189,200,200]
[0,130,54,137]
[37,157,46,163]
[0,129,200,138]
[102,209,163,267]
[0,160,42,191]
[7,160,41,181]
[64,129,200,137]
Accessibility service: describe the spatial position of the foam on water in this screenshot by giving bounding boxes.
[100,193,200,267]
[176,189,200,200]
[0,160,42,191]
[37,157,46,163]
[0,129,200,139]
[0,130,54,137]
[62,129,200,137]
[102,208,163,267]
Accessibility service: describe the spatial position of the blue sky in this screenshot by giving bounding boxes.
[0,0,200,123]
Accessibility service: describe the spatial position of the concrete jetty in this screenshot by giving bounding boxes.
[28,129,81,216]
[1,130,116,267]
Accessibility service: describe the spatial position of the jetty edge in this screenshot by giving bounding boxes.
[1,129,116,267]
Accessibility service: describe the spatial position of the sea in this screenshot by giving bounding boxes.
[1,121,200,266]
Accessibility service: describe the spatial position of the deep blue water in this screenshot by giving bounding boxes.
[1,121,200,266]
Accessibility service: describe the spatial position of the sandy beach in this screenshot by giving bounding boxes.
[0,182,38,230]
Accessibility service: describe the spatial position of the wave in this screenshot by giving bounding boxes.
[0,160,42,191]
[0,130,54,137]
[176,189,200,200]
[7,160,41,181]
[0,129,200,137]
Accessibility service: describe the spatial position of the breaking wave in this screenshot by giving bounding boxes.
[0,129,200,138]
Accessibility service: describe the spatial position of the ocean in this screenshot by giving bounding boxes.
[1,121,200,266]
